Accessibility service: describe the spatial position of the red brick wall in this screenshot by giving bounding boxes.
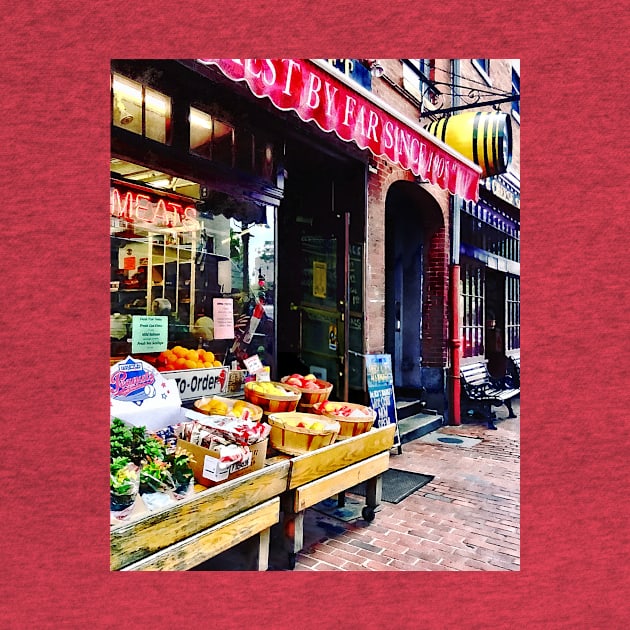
[423,224,449,366]
[363,58,519,373]
[365,153,450,369]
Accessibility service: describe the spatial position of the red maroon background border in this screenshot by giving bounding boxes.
[1,2,627,628]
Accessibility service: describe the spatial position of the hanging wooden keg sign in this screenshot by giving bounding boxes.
[365,354,401,452]
[425,111,512,179]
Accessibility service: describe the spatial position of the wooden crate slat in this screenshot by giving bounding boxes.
[120,498,280,572]
[111,460,289,570]
[288,424,396,489]
[293,452,390,512]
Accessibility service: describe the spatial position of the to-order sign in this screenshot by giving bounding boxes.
[197,58,480,202]
[163,366,229,402]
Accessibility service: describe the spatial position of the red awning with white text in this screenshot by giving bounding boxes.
[197,58,481,202]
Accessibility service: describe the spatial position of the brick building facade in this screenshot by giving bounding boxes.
[361,58,519,415]
[109,58,519,419]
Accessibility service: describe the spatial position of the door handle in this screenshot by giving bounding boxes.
[395,301,401,332]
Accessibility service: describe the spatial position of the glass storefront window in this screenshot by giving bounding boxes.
[460,259,485,358]
[110,177,275,373]
[505,275,520,351]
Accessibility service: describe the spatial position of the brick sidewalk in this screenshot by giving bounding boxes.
[285,400,520,571]
[191,400,520,572]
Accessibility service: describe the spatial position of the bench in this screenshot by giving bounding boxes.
[507,351,520,387]
[460,361,520,429]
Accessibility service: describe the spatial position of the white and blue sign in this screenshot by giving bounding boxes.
[110,357,157,405]
[365,353,401,449]
[110,357,184,432]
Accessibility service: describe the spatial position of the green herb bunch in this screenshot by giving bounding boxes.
[110,456,139,495]
[110,418,194,496]
[139,458,174,494]
[110,418,166,464]
[166,447,196,487]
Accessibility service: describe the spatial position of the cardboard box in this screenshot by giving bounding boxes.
[176,437,268,487]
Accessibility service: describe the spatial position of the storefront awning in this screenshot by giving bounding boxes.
[196,58,481,202]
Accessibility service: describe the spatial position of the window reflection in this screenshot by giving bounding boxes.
[110,181,276,371]
[111,73,171,143]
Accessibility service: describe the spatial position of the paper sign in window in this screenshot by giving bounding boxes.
[313,261,327,298]
[213,298,235,339]
[131,316,168,354]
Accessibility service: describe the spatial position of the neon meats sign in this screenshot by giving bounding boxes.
[110,184,199,230]
[197,58,480,202]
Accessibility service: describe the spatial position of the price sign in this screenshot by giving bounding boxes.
[243,354,264,375]
[213,298,235,340]
[131,316,168,354]
[365,353,401,450]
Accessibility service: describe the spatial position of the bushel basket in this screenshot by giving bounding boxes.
[267,412,340,455]
[316,401,377,439]
[244,381,301,415]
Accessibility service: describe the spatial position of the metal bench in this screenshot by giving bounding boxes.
[507,351,520,387]
[460,361,520,429]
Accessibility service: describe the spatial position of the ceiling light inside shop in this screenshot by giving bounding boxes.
[149,178,172,188]
[190,109,212,129]
[112,75,142,102]
[110,159,200,196]
[145,92,168,115]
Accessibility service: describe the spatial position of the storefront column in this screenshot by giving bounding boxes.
[449,263,462,425]
[448,59,462,426]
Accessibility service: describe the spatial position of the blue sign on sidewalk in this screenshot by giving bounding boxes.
[365,353,401,450]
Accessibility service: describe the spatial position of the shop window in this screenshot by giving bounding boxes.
[189,107,213,157]
[111,73,171,143]
[110,178,275,374]
[212,119,235,166]
[460,260,485,358]
[512,68,520,122]
[505,275,520,351]
[402,59,439,105]
[189,107,275,183]
[472,59,491,85]
[461,202,520,264]
[190,107,236,163]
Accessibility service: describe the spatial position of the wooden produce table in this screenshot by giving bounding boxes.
[277,424,396,569]
[110,459,290,571]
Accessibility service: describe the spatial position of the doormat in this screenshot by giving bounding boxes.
[347,469,435,504]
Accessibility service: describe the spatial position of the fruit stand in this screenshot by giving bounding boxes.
[110,459,290,571]
[110,361,397,571]
[274,423,396,569]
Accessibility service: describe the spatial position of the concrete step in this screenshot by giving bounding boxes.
[397,412,444,444]
[396,398,427,420]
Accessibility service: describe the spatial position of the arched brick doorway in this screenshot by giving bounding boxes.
[385,181,447,409]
